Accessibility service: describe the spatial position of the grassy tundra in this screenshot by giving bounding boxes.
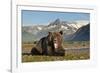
[22,41,90,62]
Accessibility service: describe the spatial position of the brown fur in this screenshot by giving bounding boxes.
[31,31,65,56]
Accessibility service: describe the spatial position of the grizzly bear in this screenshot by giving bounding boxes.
[31,31,65,56]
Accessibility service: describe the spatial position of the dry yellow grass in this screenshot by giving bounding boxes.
[22,41,90,62]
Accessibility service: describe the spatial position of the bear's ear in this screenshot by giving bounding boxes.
[59,31,63,35]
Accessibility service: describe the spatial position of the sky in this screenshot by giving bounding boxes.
[22,10,90,26]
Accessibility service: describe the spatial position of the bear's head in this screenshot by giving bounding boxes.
[47,31,63,51]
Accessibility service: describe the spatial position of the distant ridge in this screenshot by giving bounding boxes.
[22,19,90,42]
[71,24,90,41]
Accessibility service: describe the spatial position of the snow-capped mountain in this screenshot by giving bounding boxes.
[45,19,89,35]
[71,24,90,41]
[22,19,90,42]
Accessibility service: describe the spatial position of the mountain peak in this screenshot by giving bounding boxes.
[55,18,60,23]
[49,18,61,26]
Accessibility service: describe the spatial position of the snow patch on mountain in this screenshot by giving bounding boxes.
[37,27,42,30]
